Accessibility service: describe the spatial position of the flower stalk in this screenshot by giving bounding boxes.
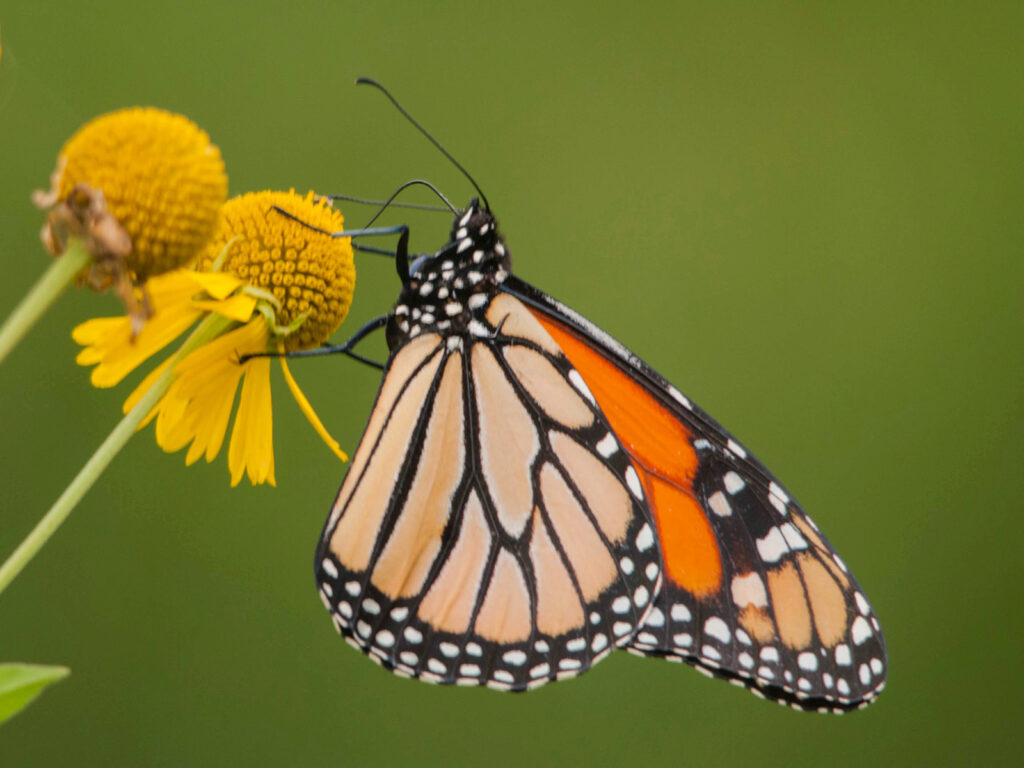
[0,312,233,597]
[0,240,91,364]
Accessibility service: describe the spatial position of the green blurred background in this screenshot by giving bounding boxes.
[1,1,1021,765]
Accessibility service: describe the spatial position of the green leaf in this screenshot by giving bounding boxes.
[0,663,70,725]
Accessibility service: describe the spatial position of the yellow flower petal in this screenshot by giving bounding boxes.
[72,316,129,346]
[86,303,201,388]
[132,316,277,484]
[184,371,238,465]
[154,385,192,451]
[123,356,174,427]
[192,293,257,323]
[190,271,243,300]
[278,352,348,463]
[147,268,207,306]
[229,355,275,487]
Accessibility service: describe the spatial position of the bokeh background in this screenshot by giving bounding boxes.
[1,2,1021,765]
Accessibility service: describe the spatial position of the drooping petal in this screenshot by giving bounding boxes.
[278,354,348,463]
[229,355,275,487]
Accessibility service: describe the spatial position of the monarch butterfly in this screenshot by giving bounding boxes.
[313,84,886,714]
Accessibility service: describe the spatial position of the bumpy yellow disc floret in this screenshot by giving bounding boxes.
[197,191,355,351]
[56,107,228,280]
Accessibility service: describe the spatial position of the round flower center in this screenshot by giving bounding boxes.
[55,107,227,280]
[197,190,355,351]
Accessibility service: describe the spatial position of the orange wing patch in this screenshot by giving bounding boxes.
[534,314,722,598]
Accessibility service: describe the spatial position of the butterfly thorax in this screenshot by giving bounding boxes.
[387,200,511,350]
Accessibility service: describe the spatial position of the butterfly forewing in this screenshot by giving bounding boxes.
[315,286,661,690]
[506,277,887,711]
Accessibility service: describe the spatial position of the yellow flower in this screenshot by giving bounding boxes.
[73,191,356,486]
[35,107,228,319]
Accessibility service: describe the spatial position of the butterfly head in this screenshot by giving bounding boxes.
[387,200,512,350]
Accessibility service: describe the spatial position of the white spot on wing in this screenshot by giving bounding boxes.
[726,439,747,458]
[701,645,722,661]
[439,642,459,658]
[708,490,732,517]
[756,527,789,563]
[670,603,692,622]
[667,385,692,410]
[645,607,665,627]
[704,617,731,644]
[731,572,768,608]
[545,297,632,361]
[566,637,586,652]
[502,650,527,666]
[568,370,596,405]
[769,494,788,516]
[851,616,873,645]
[779,522,808,550]
[723,471,745,495]
[625,467,644,500]
[530,663,550,679]
[835,644,852,666]
[404,627,423,644]
[855,592,871,616]
[596,433,618,458]
[390,607,409,622]
[469,320,491,337]
[769,482,790,504]
[635,523,654,551]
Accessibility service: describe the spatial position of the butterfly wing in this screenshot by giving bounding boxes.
[315,294,662,690]
[504,276,888,711]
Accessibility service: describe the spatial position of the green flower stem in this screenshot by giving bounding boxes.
[0,240,92,364]
[0,312,234,598]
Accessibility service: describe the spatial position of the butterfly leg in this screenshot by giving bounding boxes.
[240,314,389,369]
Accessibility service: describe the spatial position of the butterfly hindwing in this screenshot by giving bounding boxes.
[504,275,888,711]
[315,290,661,690]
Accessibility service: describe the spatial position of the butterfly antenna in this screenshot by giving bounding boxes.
[325,193,450,213]
[356,77,491,212]
[362,179,458,229]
